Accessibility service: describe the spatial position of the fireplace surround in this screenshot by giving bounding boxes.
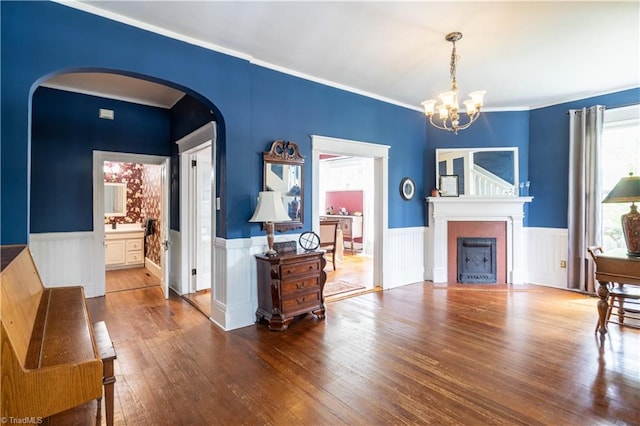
[425,197,533,284]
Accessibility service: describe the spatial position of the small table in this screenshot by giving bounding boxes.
[593,248,640,336]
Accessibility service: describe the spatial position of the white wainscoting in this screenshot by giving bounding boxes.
[524,227,569,288]
[385,227,426,289]
[209,234,302,331]
[28,226,569,330]
[210,230,428,330]
[29,232,101,297]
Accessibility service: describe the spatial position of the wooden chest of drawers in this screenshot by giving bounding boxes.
[255,251,327,331]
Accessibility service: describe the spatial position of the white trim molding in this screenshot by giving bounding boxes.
[93,150,171,296]
[425,196,533,284]
[176,122,217,297]
[311,135,390,289]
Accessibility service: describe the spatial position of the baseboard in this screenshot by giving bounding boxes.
[145,257,162,278]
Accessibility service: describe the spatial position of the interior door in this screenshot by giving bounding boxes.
[160,161,170,298]
[195,148,212,291]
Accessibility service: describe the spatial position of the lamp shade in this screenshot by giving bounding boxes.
[249,191,291,223]
[286,185,301,197]
[602,174,640,203]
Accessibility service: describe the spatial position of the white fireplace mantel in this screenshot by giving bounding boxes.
[425,196,533,284]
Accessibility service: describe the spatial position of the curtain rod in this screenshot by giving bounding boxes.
[566,105,607,115]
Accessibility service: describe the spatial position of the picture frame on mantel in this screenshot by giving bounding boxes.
[439,175,459,197]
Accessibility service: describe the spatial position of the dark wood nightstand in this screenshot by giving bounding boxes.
[255,251,327,331]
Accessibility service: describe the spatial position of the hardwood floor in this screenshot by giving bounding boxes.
[326,252,373,287]
[48,281,638,425]
[182,288,211,315]
[105,267,160,293]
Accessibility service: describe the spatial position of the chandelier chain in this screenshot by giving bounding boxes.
[449,42,458,85]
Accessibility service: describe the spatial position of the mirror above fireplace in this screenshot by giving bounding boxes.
[435,147,519,197]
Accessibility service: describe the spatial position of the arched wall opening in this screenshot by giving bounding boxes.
[28,68,225,300]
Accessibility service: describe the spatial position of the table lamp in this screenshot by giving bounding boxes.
[602,173,640,256]
[249,191,291,256]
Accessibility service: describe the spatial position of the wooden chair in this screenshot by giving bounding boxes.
[588,246,640,330]
[319,220,340,270]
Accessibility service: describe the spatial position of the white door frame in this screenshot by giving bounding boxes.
[311,135,390,288]
[176,122,217,298]
[92,151,171,297]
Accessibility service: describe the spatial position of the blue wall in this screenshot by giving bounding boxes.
[426,111,531,224]
[2,1,638,245]
[31,87,171,233]
[0,1,426,244]
[528,88,640,228]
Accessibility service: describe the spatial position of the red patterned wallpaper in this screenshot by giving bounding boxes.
[142,164,162,266]
[104,162,144,224]
[104,161,163,266]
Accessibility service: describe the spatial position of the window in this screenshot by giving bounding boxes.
[601,105,640,251]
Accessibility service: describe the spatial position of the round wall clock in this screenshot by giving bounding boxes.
[298,231,320,251]
[400,177,415,200]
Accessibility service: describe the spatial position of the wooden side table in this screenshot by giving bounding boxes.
[592,248,640,336]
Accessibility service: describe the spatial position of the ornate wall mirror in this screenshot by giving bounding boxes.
[263,140,305,231]
[435,147,519,197]
[104,182,127,216]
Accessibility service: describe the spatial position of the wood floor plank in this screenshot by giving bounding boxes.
[46,281,640,425]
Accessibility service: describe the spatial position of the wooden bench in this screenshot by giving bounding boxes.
[0,245,107,420]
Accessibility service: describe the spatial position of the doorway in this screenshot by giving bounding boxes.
[176,122,217,317]
[311,135,390,296]
[93,151,171,298]
[318,155,375,298]
[102,160,164,293]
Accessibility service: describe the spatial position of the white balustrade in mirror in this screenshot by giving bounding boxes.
[435,147,518,197]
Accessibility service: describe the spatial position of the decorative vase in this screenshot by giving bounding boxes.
[622,203,640,256]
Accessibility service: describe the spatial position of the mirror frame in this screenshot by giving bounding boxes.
[263,140,305,232]
[435,147,519,197]
[104,182,127,217]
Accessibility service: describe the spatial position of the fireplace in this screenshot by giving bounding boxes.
[425,196,532,284]
[457,238,497,283]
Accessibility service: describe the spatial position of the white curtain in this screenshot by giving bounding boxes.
[567,105,605,292]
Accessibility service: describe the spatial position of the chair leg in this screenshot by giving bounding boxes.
[332,251,336,270]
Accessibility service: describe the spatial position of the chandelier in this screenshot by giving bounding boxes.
[421,32,486,135]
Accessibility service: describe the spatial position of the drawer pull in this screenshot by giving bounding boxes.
[296,297,306,305]
[296,282,305,289]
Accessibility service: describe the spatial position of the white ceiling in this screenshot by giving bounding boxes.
[48,1,639,110]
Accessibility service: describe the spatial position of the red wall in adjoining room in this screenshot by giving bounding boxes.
[325,190,363,215]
